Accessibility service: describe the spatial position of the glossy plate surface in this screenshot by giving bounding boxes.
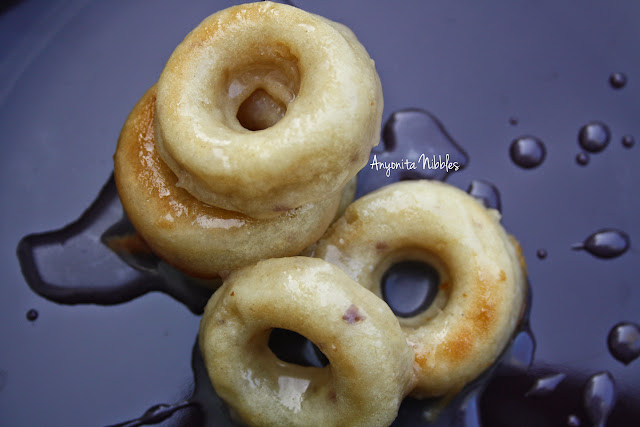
[1,1,639,426]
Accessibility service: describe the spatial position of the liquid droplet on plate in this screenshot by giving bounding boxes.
[607,322,640,365]
[525,373,566,397]
[622,134,635,148]
[509,117,519,126]
[536,249,547,259]
[467,180,501,212]
[583,371,616,427]
[356,109,468,197]
[509,136,546,169]
[578,121,611,153]
[26,309,38,322]
[572,229,630,259]
[576,152,589,166]
[609,72,627,89]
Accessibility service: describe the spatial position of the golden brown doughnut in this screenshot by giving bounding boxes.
[114,86,344,279]
[313,180,528,398]
[199,257,415,426]
[155,1,383,218]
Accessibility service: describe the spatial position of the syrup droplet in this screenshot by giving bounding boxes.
[16,175,215,315]
[536,249,547,259]
[583,371,616,427]
[607,322,640,365]
[578,121,611,153]
[525,373,566,397]
[572,229,630,259]
[467,180,501,212]
[509,136,546,169]
[622,134,635,148]
[26,309,38,322]
[609,72,627,89]
[356,109,468,197]
[567,414,581,426]
[509,117,519,126]
[576,152,589,166]
[381,261,440,317]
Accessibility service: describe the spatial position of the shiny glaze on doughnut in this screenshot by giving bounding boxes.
[314,180,528,398]
[120,87,250,230]
[114,86,343,278]
[154,1,383,218]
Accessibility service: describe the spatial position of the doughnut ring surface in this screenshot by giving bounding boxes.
[199,257,415,426]
[155,1,383,218]
[314,180,528,397]
[114,86,343,279]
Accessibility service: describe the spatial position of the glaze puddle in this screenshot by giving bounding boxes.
[572,228,630,259]
[356,109,468,197]
[567,414,581,426]
[525,373,566,398]
[16,175,214,315]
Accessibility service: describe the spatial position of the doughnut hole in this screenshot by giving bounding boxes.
[268,328,329,368]
[224,44,300,131]
[236,89,286,131]
[374,249,452,329]
[382,261,440,318]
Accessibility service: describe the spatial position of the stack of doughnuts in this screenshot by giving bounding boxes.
[114,1,382,278]
[114,2,528,426]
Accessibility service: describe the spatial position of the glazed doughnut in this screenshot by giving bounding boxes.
[199,257,415,426]
[155,1,383,218]
[114,86,345,279]
[313,180,528,398]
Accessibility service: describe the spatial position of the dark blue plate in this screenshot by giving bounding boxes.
[1,1,638,425]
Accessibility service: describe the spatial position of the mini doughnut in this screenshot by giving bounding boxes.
[313,180,528,398]
[155,1,383,218]
[114,86,345,279]
[199,257,415,426]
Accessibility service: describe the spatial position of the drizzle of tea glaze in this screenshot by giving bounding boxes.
[16,175,215,315]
